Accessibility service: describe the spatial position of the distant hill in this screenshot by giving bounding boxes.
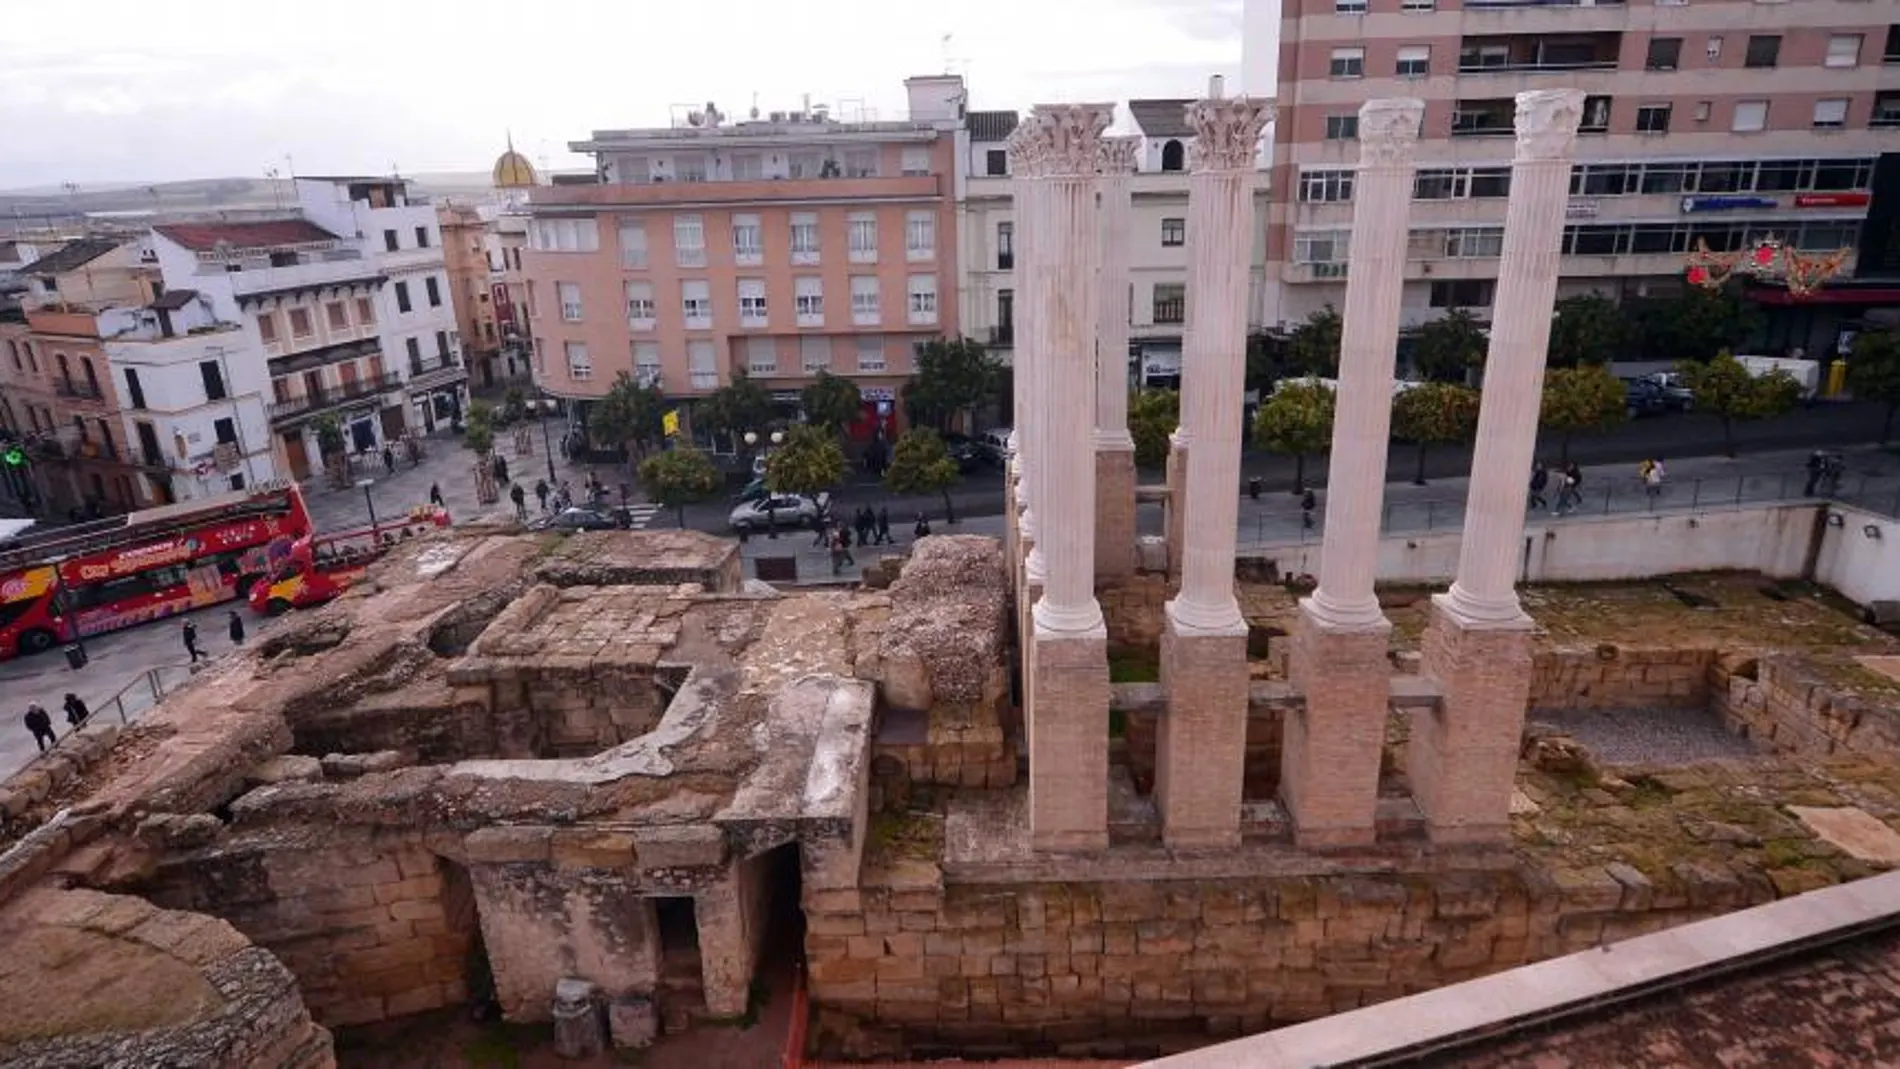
[0,171,501,227]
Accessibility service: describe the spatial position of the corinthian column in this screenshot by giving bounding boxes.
[1022,103,1115,852]
[1156,95,1271,850]
[1094,137,1140,581]
[1283,98,1424,850]
[1006,124,1046,590]
[1415,89,1585,846]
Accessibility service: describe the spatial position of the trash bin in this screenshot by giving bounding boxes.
[64,644,88,670]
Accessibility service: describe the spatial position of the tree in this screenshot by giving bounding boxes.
[800,371,863,434]
[1538,365,1628,464]
[1390,383,1480,485]
[464,401,495,457]
[1252,381,1336,493]
[310,413,346,458]
[1127,388,1180,469]
[1410,309,1489,384]
[1547,293,1630,369]
[638,446,722,528]
[1845,329,1900,443]
[763,424,846,500]
[1285,306,1343,378]
[695,370,774,444]
[1679,352,1801,457]
[1628,285,1761,364]
[589,372,668,461]
[884,428,964,523]
[904,337,1003,433]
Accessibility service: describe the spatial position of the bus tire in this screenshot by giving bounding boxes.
[266,598,293,617]
[18,628,56,655]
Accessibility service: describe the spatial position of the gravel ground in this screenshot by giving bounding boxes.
[1528,706,1761,767]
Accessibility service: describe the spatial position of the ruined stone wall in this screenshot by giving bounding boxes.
[1099,575,1171,653]
[1528,647,1714,712]
[802,863,1763,1061]
[1713,656,1900,757]
[1123,702,1284,800]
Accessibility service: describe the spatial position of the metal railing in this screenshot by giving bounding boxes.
[12,662,194,768]
[267,372,405,422]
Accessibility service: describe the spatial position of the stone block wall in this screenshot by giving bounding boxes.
[1099,575,1171,653]
[1123,700,1283,800]
[1713,656,1900,756]
[803,862,1767,1061]
[1527,647,1715,712]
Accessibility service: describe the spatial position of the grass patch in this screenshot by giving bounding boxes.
[1621,775,1675,811]
[868,809,944,861]
[1108,650,1160,683]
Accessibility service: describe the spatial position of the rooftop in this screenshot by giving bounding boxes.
[15,239,122,277]
[153,219,341,253]
[967,109,1021,142]
[1127,99,1194,139]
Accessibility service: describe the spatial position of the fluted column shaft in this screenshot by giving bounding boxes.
[1306,100,1425,627]
[1441,90,1585,625]
[1094,140,1137,449]
[1007,127,1045,573]
[1170,99,1272,633]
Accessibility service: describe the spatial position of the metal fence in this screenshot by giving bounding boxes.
[22,663,194,761]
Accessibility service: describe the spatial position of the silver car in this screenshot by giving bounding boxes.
[728,493,828,532]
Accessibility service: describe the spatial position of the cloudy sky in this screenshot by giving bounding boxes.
[0,0,1245,191]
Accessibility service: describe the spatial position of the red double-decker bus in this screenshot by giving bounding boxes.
[0,481,314,658]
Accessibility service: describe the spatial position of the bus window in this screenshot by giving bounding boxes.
[0,597,47,631]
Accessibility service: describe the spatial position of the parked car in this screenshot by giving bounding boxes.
[980,428,1014,457]
[530,505,629,532]
[1623,379,1670,418]
[728,493,829,533]
[942,433,1005,473]
[1638,372,1694,412]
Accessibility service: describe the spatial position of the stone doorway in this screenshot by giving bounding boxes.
[438,858,496,1019]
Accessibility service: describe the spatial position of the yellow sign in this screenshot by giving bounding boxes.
[1,566,55,604]
[662,409,681,437]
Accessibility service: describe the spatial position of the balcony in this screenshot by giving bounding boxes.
[529,173,943,210]
[267,372,404,425]
[986,324,1014,347]
[226,253,382,302]
[1452,100,1518,138]
[1465,0,1623,7]
[267,339,383,377]
[1459,33,1620,74]
[406,359,468,395]
[1153,298,1186,325]
[1876,92,1900,129]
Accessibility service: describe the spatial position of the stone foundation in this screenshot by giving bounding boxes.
[1029,630,1111,852]
[1414,604,1535,846]
[1713,655,1900,756]
[1157,619,1249,849]
[1283,609,1392,849]
[1530,646,1715,712]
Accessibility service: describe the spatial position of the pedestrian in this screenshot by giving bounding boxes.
[535,479,551,512]
[810,510,829,548]
[830,527,856,576]
[914,512,932,540]
[493,453,510,485]
[1554,467,1580,516]
[510,482,528,522]
[227,610,245,646]
[854,506,874,548]
[1644,457,1665,500]
[182,619,203,663]
[62,693,89,730]
[382,445,396,476]
[875,506,893,545]
[619,484,630,508]
[556,481,573,510]
[1528,462,1549,511]
[24,703,55,752]
[429,482,445,508]
[1804,450,1826,496]
[1300,488,1318,530]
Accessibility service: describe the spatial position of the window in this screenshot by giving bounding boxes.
[843,149,879,178]
[1429,280,1496,309]
[626,282,655,327]
[790,213,819,264]
[436,330,452,360]
[256,313,278,344]
[1335,0,1366,13]
[1876,92,1900,128]
[1813,98,1850,130]
[1396,45,1430,78]
[395,281,413,313]
[1153,283,1185,324]
[199,360,227,401]
[213,417,237,445]
[1645,37,1682,71]
[1469,168,1511,198]
[1888,24,1900,63]
[1293,230,1350,265]
[850,276,880,324]
[383,229,399,252]
[1299,169,1355,203]
[529,218,599,252]
[985,149,1007,176]
[288,307,313,338]
[1401,0,1434,11]
[1580,95,1612,133]
[1744,35,1780,69]
[907,275,938,325]
[795,277,824,325]
[681,280,712,327]
[732,213,763,265]
[633,342,663,387]
[856,336,886,373]
[747,336,778,376]
[406,337,422,370]
[1325,113,1359,141]
[565,341,592,380]
[731,154,763,180]
[355,297,374,325]
[801,337,830,374]
[1161,140,1185,171]
[1826,34,1863,69]
[996,289,1014,336]
[619,222,648,268]
[326,302,348,330]
[906,211,936,261]
[901,147,930,176]
[1733,100,1769,133]
[848,213,878,263]
[425,276,442,307]
[738,278,768,326]
[998,221,1015,268]
[676,155,708,183]
[1636,105,1672,134]
[415,226,431,248]
[123,368,146,410]
[1161,217,1186,246]
[674,214,706,267]
[558,282,583,321]
[1330,47,1365,78]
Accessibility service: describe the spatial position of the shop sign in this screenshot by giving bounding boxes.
[1794,193,1870,209]
[1680,196,1778,213]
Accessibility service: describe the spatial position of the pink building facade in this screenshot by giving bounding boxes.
[522,77,968,446]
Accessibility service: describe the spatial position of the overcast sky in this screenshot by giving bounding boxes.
[0,0,1244,191]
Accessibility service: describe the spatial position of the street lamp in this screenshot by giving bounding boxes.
[538,394,557,484]
[743,430,785,538]
[47,554,86,663]
[356,478,379,540]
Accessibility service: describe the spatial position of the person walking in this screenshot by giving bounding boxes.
[1804,450,1827,496]
[493,453,510,485]
[1300,488,1318,531]
[1553,465,1580,516]
[429,482,445,508]
[23,703,55,753]
[875,506,893,546]
[382,445,397,476]
[1643,457,1666,502]
[914,512,932,540]
[182,619,203,663]
[809,510,830,548]
[510,482,528,522]
[534,479,551,512]
[830,526,856,576]
[62,693,89,730]
[227,610,245,646]
[1528,462,1549,511]
[854,507,874,548]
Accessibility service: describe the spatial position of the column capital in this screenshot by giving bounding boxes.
[1004,122,1046,178]
[1356,98,1425,168]
[1026,103,1115,178]
[1187,97,1273,173]
[1512,89,1586,162]
[1096,135,1141,177]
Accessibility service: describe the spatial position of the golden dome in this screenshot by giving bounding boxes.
[492,148,538,189]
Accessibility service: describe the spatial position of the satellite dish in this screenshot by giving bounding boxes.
[688,111,704,127]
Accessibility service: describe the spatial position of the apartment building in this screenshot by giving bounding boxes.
[521,76,968,445]
[439,202,505,389]
[957,100,1273,388]
[1262,0,1900,341]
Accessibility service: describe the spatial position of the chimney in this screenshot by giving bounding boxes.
[1208,74,1225,99]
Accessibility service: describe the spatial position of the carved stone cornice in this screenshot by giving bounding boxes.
[1026,104,1115,178]
[1356,98,1425,169]
[1096,136,1140,178]
[1513,89,1586,163]
[1187,97,1272,174]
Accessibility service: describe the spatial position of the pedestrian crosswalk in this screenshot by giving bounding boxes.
[623,504,663,529]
